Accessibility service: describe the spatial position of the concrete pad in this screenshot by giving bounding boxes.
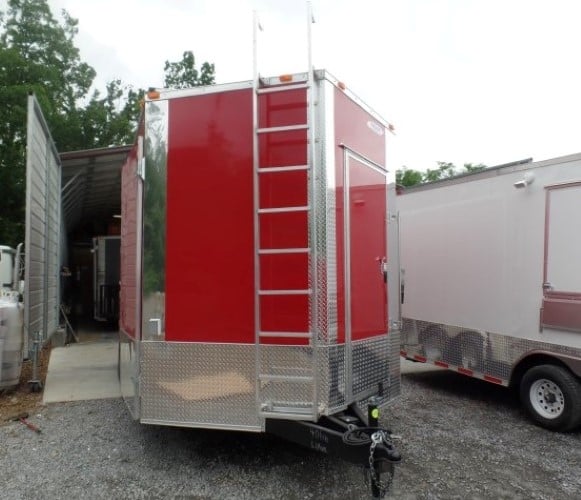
[43,339,121,404]
[400,358,445,375]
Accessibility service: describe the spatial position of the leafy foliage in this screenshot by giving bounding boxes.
[164,50,215,89]
[0,0,215,247]
[0,0,96,246]
[396,162,487,188]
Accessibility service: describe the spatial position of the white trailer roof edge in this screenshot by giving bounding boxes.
[402,152,581,193]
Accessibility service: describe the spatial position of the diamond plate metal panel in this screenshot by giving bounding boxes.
[325,344,347,413]
[387,330,401,400]
[141,342,260,430]
[351,335,393,399]
[402,318,581,384]
[356,331,400,411]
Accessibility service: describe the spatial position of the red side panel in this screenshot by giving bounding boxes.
[120,142,139,339]
[165,90,254,343]
[334,87,388,343]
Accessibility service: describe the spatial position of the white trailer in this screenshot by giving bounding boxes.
[0,246,16,290]
[399,154,581,431]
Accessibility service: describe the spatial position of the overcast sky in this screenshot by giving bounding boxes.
[24,1,581,171]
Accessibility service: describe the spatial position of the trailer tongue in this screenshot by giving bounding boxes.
[118,68,401,497]
[266,399,401,497]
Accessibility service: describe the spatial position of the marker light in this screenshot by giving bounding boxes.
[147,89,161,100]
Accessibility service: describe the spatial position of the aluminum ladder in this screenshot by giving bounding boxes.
[252,4,319,420]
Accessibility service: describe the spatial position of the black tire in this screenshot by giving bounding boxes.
[520,364,581,432]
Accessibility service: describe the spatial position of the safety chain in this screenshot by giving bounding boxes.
[367,431,394,499]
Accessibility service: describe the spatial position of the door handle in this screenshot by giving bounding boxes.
[377,257,388,284]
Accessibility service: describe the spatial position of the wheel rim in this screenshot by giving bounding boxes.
[529,378,565,420]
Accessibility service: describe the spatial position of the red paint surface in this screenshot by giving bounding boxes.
[260,212,308,249]
[484,375,504,385]
[260,295,310,345]
[257,87,309,346]
[349,160,388,341]
[334,87,388,344]
[165,90,254,343]
[164,87,311,344]
[120,141,139,338]
[458,367,474,376]
[434,360,449,368]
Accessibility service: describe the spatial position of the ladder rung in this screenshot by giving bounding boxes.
[258,248,310,255]
[259,331,312,338]
[257,124,308,134]
[258,164,309,173]
[258,289,312,296]
[259,374,313,382]
[258,205,309,214]
[259,410,314,420]
[257,83,309,94]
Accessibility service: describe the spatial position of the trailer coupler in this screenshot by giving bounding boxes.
[265,402,401,499]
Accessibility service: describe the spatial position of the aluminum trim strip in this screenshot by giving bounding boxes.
[153,80,254,101]
[257,124,308,134]
[258,375,313,382]
[257,83,309,94]
[340,143,388,172]
[259,331,312,338]
[140,420,261,432]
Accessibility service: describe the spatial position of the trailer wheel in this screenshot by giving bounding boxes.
[520,365,581,432]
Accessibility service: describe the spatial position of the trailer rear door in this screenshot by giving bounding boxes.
[24,94,61,355]
[541,182,581,332]
[345,150,388,341]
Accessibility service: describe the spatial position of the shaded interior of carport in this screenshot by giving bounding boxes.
[59,145,130,335]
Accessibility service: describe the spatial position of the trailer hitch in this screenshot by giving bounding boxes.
[265,401,401,499]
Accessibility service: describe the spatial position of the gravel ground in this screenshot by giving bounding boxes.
[1,367,580,499]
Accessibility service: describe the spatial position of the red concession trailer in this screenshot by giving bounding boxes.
[118,70,401,494]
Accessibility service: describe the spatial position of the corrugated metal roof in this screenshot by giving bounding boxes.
[60,145,131,233]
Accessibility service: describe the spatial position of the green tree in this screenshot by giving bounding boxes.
[164,50,215,89]
[0,0,216,247]
[72,80,143,150]
[396,162,487,189]
[463,162,487,173]
[0,0,96,246]
[396,167,424,187]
